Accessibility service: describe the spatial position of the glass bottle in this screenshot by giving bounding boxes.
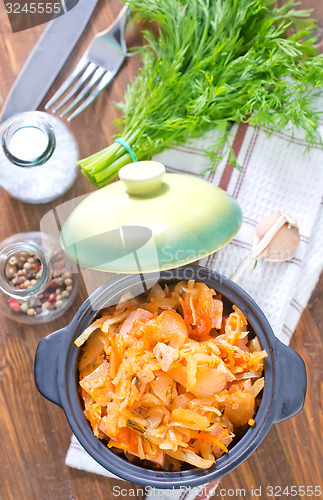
[0,232,78,324]
[0,111,79,203]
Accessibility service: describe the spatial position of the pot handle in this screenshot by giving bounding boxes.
[34,327,67,408]
[274,340,307,424]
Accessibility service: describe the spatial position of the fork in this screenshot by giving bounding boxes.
[45,4,129,122]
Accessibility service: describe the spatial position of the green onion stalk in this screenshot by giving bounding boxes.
[78,0,323,188]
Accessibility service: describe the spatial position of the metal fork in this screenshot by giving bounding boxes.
[45,4,129,121]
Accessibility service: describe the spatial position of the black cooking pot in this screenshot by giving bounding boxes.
[34,265,306,488]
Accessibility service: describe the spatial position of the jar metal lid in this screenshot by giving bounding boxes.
[2,114,55,167]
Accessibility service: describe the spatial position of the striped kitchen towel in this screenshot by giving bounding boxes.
[155,121,323,345]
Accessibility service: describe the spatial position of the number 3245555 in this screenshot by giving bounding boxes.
[5,3,62,14]
[267,485,322,497]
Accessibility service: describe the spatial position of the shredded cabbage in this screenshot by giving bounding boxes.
[76,281,267,470]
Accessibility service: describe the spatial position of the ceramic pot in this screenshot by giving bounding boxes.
[34,265,306,488]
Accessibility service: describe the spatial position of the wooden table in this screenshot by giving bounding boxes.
[0,2,322,499]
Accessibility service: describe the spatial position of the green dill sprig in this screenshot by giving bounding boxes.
[79,0,323,187]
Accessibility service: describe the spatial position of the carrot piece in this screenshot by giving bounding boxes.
[108,441,132,451]
[191,431,229,453]
[116,427,131,443]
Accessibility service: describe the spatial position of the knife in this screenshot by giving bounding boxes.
[0,0,99,124]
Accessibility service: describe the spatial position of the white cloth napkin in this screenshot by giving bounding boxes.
[65,120,323,497]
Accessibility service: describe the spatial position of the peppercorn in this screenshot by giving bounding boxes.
[5,250,75,319]
[9,300,20,313]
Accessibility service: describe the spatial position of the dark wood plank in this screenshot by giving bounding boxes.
[0,1,144,499]
[0,1,322,499]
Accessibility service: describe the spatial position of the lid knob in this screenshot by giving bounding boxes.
[119,161,166,196]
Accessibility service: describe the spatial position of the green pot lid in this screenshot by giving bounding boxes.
[61,161,242,273]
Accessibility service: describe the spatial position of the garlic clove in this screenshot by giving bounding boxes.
[230,211,300,282]
[260,225,300,261]
[255,212,300,261]
[256,212,282,241]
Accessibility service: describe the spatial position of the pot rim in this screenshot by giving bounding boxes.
[53,265,280,487]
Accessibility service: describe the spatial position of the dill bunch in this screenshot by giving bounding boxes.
[79,0,323,187]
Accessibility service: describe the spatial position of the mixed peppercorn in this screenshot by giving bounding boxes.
[6,251,75,318]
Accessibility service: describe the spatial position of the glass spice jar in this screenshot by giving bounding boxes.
[0,232,78,324]
[0,111,79,203]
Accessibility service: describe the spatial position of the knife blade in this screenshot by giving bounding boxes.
[0,0,99,124]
